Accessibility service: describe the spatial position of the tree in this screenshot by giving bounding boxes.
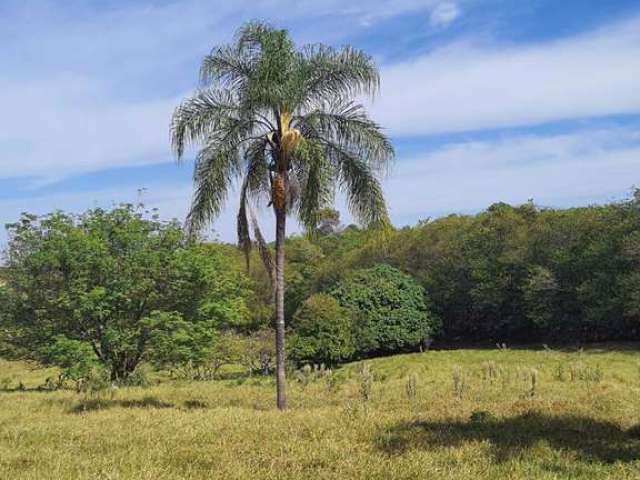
[289,293,355,366]
[522,265,559,330]
[331,265,437,357]
[171,22,393,409]
[284,237,324,321]
[620,231,640,329]
[264,194,640,345]
[2,205,251,381]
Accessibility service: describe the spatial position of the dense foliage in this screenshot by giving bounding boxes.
[330,265,436,356]
[2,194,639,379]
[289,294,355,366]
[277,194,640,345]
[0,205,253,380]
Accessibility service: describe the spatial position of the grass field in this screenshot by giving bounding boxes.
[1,346,640,479]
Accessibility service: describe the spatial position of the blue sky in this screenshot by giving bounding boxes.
[1,0,640,242]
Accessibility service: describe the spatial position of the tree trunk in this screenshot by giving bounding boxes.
[109,355,138,383]
[274,206,287,410]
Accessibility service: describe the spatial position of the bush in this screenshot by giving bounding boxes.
[146,313,248,380]
[331,264,437,357]
[206,331,245,378]
[242,328,276,376]
[43,336,101,391]
[289,294,355,366]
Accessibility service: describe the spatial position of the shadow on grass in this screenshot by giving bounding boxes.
[0,387,53,394]
[377,412,640,464]
[183,399,209,410]
[69,396,174,413]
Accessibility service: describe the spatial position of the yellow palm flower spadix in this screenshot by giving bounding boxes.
[279,110,302,154]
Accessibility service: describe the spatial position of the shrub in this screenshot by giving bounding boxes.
[331,264,437,357]
[242,328,276,376]
[293,364,332,386]
[146,315,247,380]
[357,363,374,403]
[405,374,418,405]
[206,331,245,378]
[289,294,355,366]
[43,335,100,391]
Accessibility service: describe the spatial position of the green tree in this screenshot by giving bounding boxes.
[242,328,276,376]
[620,230,640,328]
[284,237,324,321]
[289,293,355,366]
[331,265,437,356]
[2,205,251,381]
[278,194,640,345]
[171,22,393,409]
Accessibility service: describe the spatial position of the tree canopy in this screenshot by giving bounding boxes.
[331,264,437,356]
[1,205,252,380]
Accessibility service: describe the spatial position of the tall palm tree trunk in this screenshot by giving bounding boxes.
[274,204,287,410]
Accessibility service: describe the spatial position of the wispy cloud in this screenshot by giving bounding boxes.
[371,16,640,136]
[0,0,454,183]
[430,2,460,27]
[1,0,639,243]
[385,127,640,221]
[0,126,637,243]
[0,84,179,180]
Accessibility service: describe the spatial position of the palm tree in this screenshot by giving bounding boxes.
[171,22,394,410]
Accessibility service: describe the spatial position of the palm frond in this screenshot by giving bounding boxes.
[324,141,389,228]
[295,99,394,173]
[250,208,275,287]
[175,20,394,252]
[244,138,271,200]
[292,140,335,232]
[237,138,271,268]
[170,88,240,159]
[236,21,276,52]
[200,44,256,90]
[301,45,380,105]
[237,175,252,270]
[185,143,241,236]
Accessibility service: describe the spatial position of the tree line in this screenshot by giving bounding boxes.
[282,194,640,347]
[1,193,638,388]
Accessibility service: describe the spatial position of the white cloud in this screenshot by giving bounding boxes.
[0,83,179,180]
[2,126,635,245]
[371,16,640,136]
[384,127,640,221]
[430,2,460,27]
[0,0,451,183]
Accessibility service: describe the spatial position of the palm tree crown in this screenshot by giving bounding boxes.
[171,21,394,245]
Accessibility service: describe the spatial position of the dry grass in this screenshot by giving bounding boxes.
[1,346,640,479]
